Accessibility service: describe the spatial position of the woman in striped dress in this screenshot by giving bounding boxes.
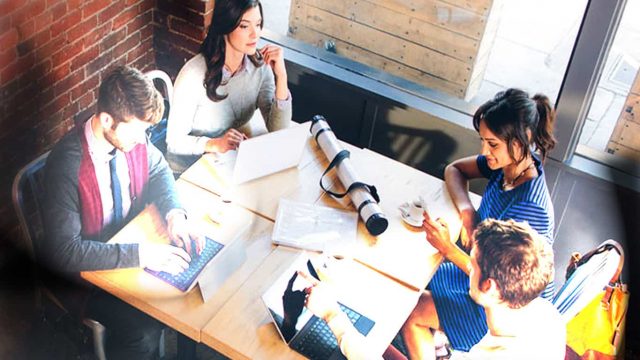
[401,88,557,358]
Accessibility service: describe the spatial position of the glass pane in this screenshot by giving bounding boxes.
[577,0,640,176]
[261,0,586,106]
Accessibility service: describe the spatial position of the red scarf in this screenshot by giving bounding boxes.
[76,124,148,239]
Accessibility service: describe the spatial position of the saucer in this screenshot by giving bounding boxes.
[401,212,423,227]
[398,203,423,227]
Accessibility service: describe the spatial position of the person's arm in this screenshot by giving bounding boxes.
[166,57,211,156]
[146,142,205,255]
[42,146,140,272]
[258,45,292,132]
[422,213,471,275]
[444,155,486,249]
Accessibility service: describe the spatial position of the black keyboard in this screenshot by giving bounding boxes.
[144,237,224,291]
[291,303,372,360]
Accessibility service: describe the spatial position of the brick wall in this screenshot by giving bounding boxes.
[154,0,212,78]
[0,0,156,246]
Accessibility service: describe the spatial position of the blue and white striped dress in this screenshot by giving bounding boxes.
[428,154,555,351]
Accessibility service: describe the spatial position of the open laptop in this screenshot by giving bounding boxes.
[219,125,309,185]
[144,221,249,298]
[262,255,375,360]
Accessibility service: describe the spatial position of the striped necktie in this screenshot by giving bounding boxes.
[109,150,123,224]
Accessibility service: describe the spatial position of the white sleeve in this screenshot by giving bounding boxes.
[166,58,210,156]
[327,312,382,360]
[257,66,292,132]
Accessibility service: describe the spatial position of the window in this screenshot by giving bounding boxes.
[576,0,640,177]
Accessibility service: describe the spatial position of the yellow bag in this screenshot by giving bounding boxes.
[565,241,629,360]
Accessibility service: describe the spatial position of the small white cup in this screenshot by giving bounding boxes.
[408,199,425,222]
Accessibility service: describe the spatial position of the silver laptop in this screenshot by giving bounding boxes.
[261,255,375,360]
[231,125,309,184]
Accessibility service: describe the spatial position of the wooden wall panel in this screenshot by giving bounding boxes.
[288,0,500,99]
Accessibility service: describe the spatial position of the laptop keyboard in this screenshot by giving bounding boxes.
[291,303,369,360]
[144,237,224,292]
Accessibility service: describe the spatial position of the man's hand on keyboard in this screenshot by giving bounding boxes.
[139,243,191,275]
[166,211,205,256]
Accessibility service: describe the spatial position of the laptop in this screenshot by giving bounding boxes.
[144,221,249,298]
[225,125,309,185]
[262,255,375,360]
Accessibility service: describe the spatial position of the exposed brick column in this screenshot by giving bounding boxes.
[154,0,214,79]
[1,0,157,246]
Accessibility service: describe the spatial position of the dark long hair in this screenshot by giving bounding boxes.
[472,88,556,162]
[201,0,264,102]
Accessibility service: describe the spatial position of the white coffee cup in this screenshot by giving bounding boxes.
[408,198,426,222]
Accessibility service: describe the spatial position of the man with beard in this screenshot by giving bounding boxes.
[42,66,202,359]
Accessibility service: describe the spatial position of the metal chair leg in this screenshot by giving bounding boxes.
[83,318,107,360]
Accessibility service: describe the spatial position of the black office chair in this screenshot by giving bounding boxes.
[12,152,107,360]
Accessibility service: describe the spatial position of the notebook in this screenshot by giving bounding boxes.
[262,255,375,360]
[231,125,309,184]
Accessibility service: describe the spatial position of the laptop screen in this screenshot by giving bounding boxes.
[262,255,318,344]
[233,125,309,184]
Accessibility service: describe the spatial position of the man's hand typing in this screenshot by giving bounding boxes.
[138,243,191,275]
[166,211,205,256]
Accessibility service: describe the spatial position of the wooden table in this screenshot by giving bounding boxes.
[80,180,277,341]
[200,247,420,360]
[81,124,481,358]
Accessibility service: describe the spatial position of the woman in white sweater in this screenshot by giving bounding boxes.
[166,0,292,173]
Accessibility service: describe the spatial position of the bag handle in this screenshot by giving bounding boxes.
[319,149,380,203]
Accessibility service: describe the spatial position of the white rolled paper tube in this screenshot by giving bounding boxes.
[310,115,388,236]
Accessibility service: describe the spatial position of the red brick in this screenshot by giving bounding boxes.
[1,53,35,82]
[17,20,35,41]
[34,10,53,34]
[0,29,19,49]
[184,0,208,13]
[17,29,52,57]
[157,0,204,26]
[17,59,52,89]
[67,15,98,44]
[126,0,142,6]
[139,23,153,40]
[0,0,24,16]
[46,63,70,86]
[0,49,17,70]
[126,36,152,63]
[78,91,95,110]
[51,40,83,66]
[71,74,98,100]
[47,0,64,8]
[113,6,140,31]
[98,2,126,23]
[54,69,85,97]
[51,9,82,35]
[67,0,83,11]
[99,26,126,52]
[139,0,155,13]
[11,1,47,26]
[41,93,70,117]
[50,1,68,20]
[62,100,80,120]
[87,49,113,74]
[169,16,205,41]
[113,33,140,60]
[125,10,152,37]
[36,35,65,60]
[70,44,99,71]
[82,0,110,19]
[84,21,112,47]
